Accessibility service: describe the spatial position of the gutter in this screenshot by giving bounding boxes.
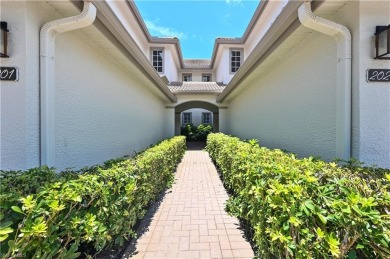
[298,1,352,161]
[40,1,97,167]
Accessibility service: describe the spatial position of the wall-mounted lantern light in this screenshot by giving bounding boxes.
[0,22,9,58]
[375,25,390,60]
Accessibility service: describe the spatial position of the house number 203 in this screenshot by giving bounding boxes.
[0,67,19,81]
[367,69,390,82]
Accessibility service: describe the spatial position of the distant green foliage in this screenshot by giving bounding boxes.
[0,136,186,258]
[181,123,213,141]
[206,133,390,258]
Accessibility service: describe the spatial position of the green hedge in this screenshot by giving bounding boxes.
[0,136,186,258]
[206,133,390,258]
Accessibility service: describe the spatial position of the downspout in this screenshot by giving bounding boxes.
[40,1,97,167]
[298,1,352,161]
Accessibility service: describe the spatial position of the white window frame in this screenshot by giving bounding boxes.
[230,48,243,74]
[182,112,192,125]
[202,112,212,125]
[150,48,164,73]
[202,73,212,82]
[182,73,192,82]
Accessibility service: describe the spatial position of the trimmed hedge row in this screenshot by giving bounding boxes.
[206,133,390,258]
[0,136,186,258]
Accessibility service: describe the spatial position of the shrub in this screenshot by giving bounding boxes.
[206,133,390,258]
[0,136,186,258]
[181,123,213,141]
[181,123,198,141]
[196,124,213,141]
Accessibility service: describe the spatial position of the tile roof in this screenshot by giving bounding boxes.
[183,59,211,69]
[168,82,226,93]
[216,37,241,41]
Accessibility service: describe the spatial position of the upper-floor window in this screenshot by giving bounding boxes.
[230,49,243,73]
[202,74,212,82]
[182,112,192,125]
[202,112,211,124]
[183,73,192,82]
[151,48,163,73]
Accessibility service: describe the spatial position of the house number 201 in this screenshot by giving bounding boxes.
[0,67,19,81]
[367,69,390,82]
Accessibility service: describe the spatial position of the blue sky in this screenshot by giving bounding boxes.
[134,0,259,59]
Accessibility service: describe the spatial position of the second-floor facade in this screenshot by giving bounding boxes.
[125,0,289,84]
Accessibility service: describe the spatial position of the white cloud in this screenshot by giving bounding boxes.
[145,20,187,40]
[225,0,243,6]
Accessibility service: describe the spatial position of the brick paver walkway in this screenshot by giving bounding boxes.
[123,149,254,259]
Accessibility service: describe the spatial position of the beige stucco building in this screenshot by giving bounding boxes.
[1,0,389,170]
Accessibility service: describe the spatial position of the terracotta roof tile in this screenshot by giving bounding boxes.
[216,37,240,41]
[183,59,211,69]
[168,82,226,93]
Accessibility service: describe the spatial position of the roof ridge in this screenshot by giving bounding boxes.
[167,81,226,93]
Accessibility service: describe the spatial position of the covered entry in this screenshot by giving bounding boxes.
[174,101,220,135]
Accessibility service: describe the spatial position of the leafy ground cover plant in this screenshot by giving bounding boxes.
[206,133,390,258]
[0,136,186,258]
[181,123,212,141]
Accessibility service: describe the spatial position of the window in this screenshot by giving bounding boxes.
[151,48,163,73]
[183,73,192,82]
[230,49,243,73]
[202,74,212,82]
[182,112,192,125]
[202,112,211,124]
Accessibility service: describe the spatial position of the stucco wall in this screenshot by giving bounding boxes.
[55,32,169,170]
[179,71,215,82]
[1,1,42,170]
[226,28,338,161]
[162,46,179,82]
[1,1,170,171]
[226,0,390,167]
[147,44,180,82]
[181,108,213,126]
[355,1,390,168]
[175,93,220,106]
[215,46,238,84]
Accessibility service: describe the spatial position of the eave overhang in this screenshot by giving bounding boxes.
[73,0,178,103]
[217,0,325,103]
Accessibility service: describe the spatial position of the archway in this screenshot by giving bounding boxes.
[174,101,220,136]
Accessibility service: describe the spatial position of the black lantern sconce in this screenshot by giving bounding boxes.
[1,21,9,58]
[375,25,390,60]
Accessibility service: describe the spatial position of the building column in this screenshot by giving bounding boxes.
[218,107,228,133]
[175,112,181,136]
[213,112,219,132]
[165,106,175,137]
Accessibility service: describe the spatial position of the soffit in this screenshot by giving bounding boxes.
[260,0,350,69]
[221,0,350,103]
[47,1,134,75]
[46,1,174,102]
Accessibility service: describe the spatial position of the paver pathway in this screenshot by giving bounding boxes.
[123,148,254,258]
